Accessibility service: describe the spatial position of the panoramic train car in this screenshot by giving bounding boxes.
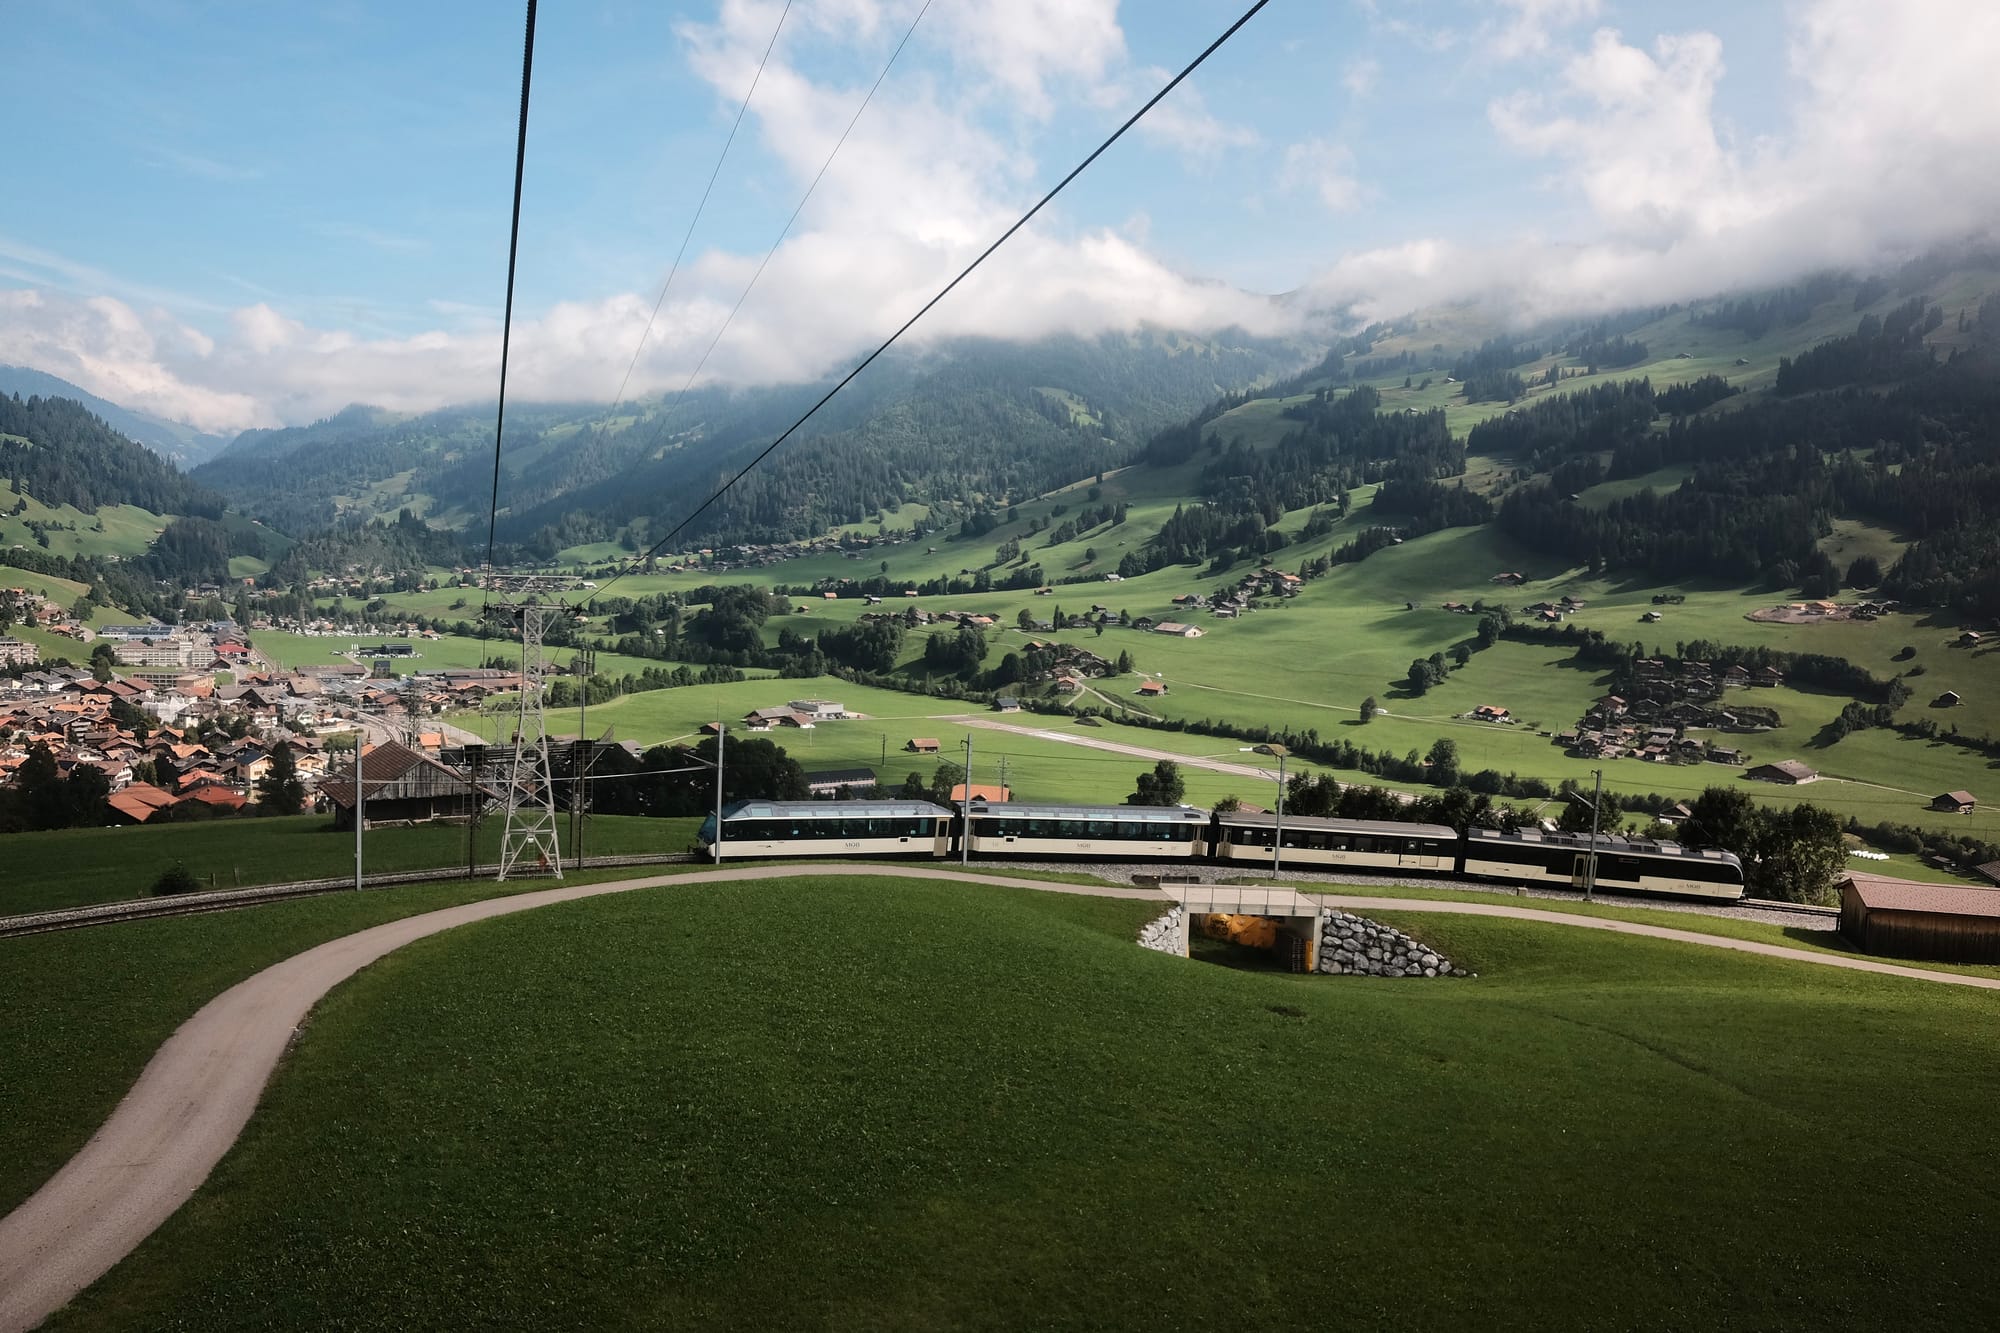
[1461,827,1746,901]
[1212,812,1461,875]
[961,801,1210,860]
[697,799,954,860]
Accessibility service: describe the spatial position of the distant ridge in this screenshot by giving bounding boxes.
[0,365,232,468]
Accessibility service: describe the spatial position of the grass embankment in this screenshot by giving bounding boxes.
[0,814,700,915]
[0,868,702,1219]
[51,876,2000,1331]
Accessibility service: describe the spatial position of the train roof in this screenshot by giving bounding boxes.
[1215,811,1459,839]
[718,799,955,820]
[1466,825,1742,866]
[965,802,1209,822]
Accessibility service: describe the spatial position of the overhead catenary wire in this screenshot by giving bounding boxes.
[603,0,796,422]
[484,0,541,581]
[643,0,934,442]
[582,0,1275,610]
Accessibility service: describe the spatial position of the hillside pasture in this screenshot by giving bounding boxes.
[44,877,2000,1331]
[0,813,699,916]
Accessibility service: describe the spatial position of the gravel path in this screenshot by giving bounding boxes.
[0,863,1970,1332]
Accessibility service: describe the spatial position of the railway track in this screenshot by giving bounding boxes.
[0,854,697,940]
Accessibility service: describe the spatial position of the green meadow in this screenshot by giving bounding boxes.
[0,813,699,916]
[42,876,2000,1331]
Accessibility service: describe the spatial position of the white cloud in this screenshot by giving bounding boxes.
[1342,57,1380,98]
[1307,0,2000,325]
[1490,0,1601,61]
[1283,138,1368,214]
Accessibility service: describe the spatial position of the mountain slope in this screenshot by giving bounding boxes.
[0,365,232,467]
[191,328,1317,555]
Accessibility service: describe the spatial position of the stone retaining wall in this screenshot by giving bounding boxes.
[1137,906,1185,954]
[1318,909,1469,978]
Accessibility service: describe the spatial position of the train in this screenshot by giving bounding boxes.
[695,798,1747,902]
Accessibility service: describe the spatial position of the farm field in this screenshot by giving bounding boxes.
[450,675,1333,811]
[245,628,670,684]
[348,505,1997,847]
[0,813,699,916]
[44,876,2000,1330]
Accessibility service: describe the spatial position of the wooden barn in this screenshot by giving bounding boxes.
[319,741,494,830]
[1839,872,2000,964]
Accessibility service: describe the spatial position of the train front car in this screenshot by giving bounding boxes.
[1214,811,1460,875]
[962,802,1210,861]
[1461,827,1745,901]
[697,799,955,861]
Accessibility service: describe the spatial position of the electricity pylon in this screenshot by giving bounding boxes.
[486,575,578,879]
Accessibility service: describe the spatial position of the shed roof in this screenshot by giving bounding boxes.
[1844,873,2000,919]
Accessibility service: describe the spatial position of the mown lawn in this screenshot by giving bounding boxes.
[0,813,700,915]
[48,876,2000,1331]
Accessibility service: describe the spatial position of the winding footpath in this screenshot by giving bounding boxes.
[2,866,1996,1332]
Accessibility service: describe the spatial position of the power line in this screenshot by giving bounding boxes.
[642,0,934,445]
[484,0,541,577]
[582,0,1275,609]
[604,0,795,421]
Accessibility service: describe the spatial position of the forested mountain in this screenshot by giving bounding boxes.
[0,392,224,516]
[190,329,1313,556]
[0,366,232,466]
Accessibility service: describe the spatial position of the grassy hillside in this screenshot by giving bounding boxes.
[48,878,2000,1330]
[0,813,701,915]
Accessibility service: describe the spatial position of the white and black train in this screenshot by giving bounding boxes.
[697,800,1746,902]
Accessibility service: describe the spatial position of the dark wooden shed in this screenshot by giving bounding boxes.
[320,741,494,830]
[1839,873,2000,964]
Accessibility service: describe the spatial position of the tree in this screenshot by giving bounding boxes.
[152,862,202,896]
[1449,643,1472,669]
[1212,794,1241,813]
[928,761,966,806]
[1677,786,1758,856]
[1358,695,1378,723]
[1845,554,1883,588]
[1750,803,1848,905]
[1406,659,1439,695]
[1115,650,1134,674]
[256,746,307,816]
[1127,760,1185,806]
[1425,737,1460,785]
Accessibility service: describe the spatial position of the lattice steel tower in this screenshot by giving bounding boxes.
[486,575,578,879]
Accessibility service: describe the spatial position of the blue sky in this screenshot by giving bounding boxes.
[2,1,1993,430]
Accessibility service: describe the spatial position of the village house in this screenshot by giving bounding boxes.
[906,737,941,754]
[1471,705,1511,723]
[1745,759,1819,784]
[1152,622,1204,638]
[1930,790,1977,815]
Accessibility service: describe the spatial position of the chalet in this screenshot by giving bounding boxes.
[804,767,878,797]
[318,741,493,830]
[1471,705,1510,722]
[1958,631,1983,646]
[1723,664,1751,687]
[1752,667,1784,687]
[1933,690,1962,708]
[1053,674,1082,691]
[181,785,248,813]
[104,782,179,825]
[1153,622,1204,638]
[906,737,942,754]
[1137,680,1167,697]
[787,700,847,721]
[1131,616,1157,631]
[1745,759,1818,784]
[742,707,811,730]
[1640,610,1663,623]
[1490,572,1526,586]
[1840,872,2000,964]
[994,696,1022,713]
[1172,594,1204,607]
[1977,862,2000,888]
[948,783,1012,804]
[1930,790,1977,815]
